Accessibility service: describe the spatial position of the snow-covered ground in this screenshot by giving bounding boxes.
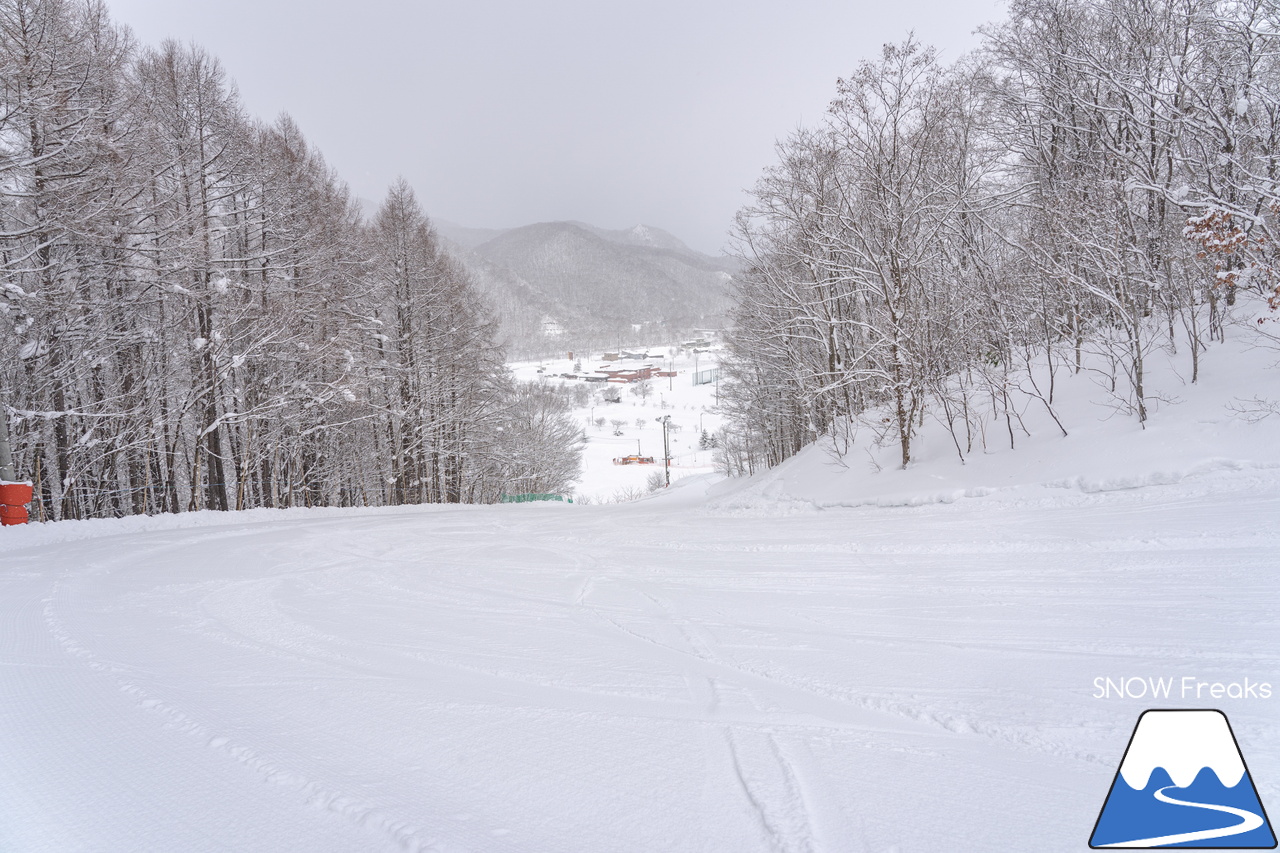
[3,330,1280,852]
[509,346,724,502]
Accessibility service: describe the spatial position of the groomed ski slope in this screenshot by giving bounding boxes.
[3,337,1279,852]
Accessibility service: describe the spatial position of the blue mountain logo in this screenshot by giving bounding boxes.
[1090,709,1276,848]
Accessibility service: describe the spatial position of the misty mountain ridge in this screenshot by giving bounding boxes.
[435,218,709,256]
[432,219,736,356]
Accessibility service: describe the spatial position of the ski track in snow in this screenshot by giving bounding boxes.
[1,469,1279,851]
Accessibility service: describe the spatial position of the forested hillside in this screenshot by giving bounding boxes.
[441,220,734,355]
[723,0,1280,474]
[0,0,580,520]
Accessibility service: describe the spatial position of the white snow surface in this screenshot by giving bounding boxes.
[3,332,1280,851]
[1119,710,1246,790]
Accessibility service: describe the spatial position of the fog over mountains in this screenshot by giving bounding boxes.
[435,219,737,356]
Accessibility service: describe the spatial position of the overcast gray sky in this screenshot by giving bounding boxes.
[105,0,1005,255]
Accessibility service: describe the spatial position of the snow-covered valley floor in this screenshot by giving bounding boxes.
[3,462,1278,851]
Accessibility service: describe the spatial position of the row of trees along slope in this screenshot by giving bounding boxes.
[0,0,581,520]
[722,0,1280,476]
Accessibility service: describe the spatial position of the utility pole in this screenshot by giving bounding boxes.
[655,415,671,487]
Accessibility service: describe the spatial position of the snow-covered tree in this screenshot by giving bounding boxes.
[723,1,1280,474]
[0,0,577,519]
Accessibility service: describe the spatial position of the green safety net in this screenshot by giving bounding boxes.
[499,493,573,504]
